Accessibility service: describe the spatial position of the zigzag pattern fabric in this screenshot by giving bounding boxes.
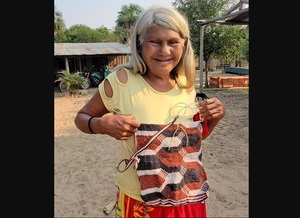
[135,121,209,206]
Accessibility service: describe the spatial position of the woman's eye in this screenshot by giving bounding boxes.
[150,41,160,44]
[145,40,182,48]
[168,41,181,47]
[169,41,180,45]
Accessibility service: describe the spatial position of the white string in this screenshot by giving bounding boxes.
[166,101,200,150]
[133,156,140,169]
[168,102,198,120]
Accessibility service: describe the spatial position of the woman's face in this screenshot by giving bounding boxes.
[140,26,184,77]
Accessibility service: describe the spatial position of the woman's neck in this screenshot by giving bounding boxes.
[142,73,176,92]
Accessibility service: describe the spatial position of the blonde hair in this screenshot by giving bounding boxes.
[114,5,195,89]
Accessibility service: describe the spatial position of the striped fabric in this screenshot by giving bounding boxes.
[135,121,209,206]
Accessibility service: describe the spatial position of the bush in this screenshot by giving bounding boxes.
[55,70,86,95]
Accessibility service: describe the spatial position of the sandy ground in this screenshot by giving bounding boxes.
[54,71,249,217]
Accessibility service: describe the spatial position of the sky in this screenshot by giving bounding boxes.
[54,0,175,30]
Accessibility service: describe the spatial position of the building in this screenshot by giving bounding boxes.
[54,42,131,74]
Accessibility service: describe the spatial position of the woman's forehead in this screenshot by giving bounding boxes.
[145,26,181,39]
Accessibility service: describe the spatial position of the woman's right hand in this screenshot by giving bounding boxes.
[97,114,140,140]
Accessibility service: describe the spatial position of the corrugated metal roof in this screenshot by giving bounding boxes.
[54,42,131,56]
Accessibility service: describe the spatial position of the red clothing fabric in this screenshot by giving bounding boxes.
[193,113,210,138]
[201,118,209,138]
[117,189,207,218]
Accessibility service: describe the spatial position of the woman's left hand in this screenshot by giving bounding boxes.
[197,97,225,120]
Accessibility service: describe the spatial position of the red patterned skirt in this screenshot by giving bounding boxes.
[115,188,207,218]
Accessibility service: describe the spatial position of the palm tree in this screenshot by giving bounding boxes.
[54,6,66,37]
[115,4,143,45]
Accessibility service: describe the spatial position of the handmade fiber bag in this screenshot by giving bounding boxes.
[134,120,209,206]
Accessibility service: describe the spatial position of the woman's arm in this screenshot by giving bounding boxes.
[198,97,226,139]
[74,79,140,140]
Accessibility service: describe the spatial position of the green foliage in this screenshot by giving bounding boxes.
[54,31,68,42]
[64,24,100,42]
[173,0,230,57]
[95,26,123,42]
[55,70,86,95]
[54,23,124,43]
[54,1,248,65]
[240,26,249,62]
[54,6,66,38]
[173,0,248,87]
[54,3,145,43]
[115,3,144,44]
[207,25,248,64]
[172,0,248,63]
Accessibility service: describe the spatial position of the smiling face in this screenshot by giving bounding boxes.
[140,26,185,78]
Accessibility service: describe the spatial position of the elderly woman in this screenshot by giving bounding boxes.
[75,5,225,218]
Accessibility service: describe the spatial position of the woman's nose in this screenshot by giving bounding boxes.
[159,43,171,54]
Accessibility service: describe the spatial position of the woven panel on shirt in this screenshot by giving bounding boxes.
[135,121,209,206]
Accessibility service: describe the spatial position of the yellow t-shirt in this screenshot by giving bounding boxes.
[98,68,198,201]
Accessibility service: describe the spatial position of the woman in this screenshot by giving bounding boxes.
[74,5,225,218]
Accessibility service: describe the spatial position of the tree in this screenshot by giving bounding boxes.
[54,6,66,38]
[115,3,144,45]
[211,25,248,66]
[94,26,123,42]
[54,5,128,43]
[64,24,102,43]
[173,0,248,87]
[173,0,229,55]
